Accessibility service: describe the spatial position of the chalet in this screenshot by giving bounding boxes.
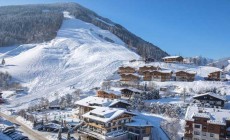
[97,90,121,99]
[162,56,184,63]
[118,66,136,74]
[138,65,161,75]
[120,73,140,82]
[193,92,226,108]
[75,96,130,118]
[175,70,196,82]
[120,88,142,99]
[79,107,136,140]
[207,71,225,81]
[126,118,153,140]
[184,105,230,140]
[0,92,4,104]
[143,70,172,82]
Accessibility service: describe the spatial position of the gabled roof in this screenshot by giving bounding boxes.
[185,105,230,125]
[193,92,226,101]
[175,70,196,75]
[209,70,223,74]
[162,56,183,59]
[121,87,143,93]
[75,96,129,108]
[100,90,121,96]
[82,107,135,123]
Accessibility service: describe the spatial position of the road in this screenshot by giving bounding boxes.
[0,112,48,140]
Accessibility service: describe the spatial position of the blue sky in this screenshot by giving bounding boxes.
[1,0,230,59]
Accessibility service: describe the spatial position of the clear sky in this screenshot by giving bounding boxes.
[0,0,230,59]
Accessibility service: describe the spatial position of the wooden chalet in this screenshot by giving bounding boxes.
[143,70,172,82]
[120,88,142,99]
[80,107,136,140]
[184,106,230,140]
[120,73,140,82]
[162,56,184,63]
[118,66,136,74]
[75,96,130,118]
[175,70,196,82]
[193,92,226,108]
[138,65,161,75]
[97,90,121,99]
[207,71,225,81]
[126,118,153,140]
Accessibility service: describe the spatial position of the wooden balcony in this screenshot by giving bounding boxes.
[184,132,193,138]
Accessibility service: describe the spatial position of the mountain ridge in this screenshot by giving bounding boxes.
[0,2,168,60]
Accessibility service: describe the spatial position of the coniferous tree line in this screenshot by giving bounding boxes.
[0,3,168,60]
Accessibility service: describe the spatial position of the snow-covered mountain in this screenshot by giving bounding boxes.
[0,3,168,60]
[208,57,230,71]
[0,12,139,108]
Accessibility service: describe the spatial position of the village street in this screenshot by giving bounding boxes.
[0,112,48,140]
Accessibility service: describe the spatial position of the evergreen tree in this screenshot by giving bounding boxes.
[57,128,62,140]
[1,58,5,65]
[67,130,71,140]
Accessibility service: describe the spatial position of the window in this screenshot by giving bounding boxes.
[194,131,200,135]
[203,125,207,129]
[216,101,222,105]
[210,133,214,137]
[195,124,201,128]
[202,132,206,136]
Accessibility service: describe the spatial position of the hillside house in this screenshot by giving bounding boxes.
[75,96,130,118]
[193,92,226,108]
[120,88,143,99]
[175,70,196,82]
[97,90,121,99]
[207,71,226,81]
[118,66,136,74]
[79,107,136,140]
[138,65,161,75]
[143,70,172,82]
[184,105,230,140]
[126,118,153,140]
[120,73,140,82]
[162,56,184,63]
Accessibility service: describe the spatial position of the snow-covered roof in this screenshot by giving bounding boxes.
[185,105,230,125]
[102,90,121,96]
[125,118,153,127]
[193,92,226,101]
[162,56,182,59]
[75,96,129,108]
[82,107,135,123]
[175,70,196,75]
[121,87,143,93]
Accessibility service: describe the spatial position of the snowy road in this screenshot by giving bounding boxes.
[0,112,48,140]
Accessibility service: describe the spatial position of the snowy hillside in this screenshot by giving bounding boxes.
[0,12,139,109]
[208,57,230,71]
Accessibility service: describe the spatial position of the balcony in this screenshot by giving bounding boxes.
[184,132,192,137]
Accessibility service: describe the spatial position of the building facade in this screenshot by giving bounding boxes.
[184,106,230,140]
[207,71,225,81]
[175,71,196,82]
[138,66,161,75]
[193,92,226,108]
[143,70,172,82]
[118,66,136,74]
[162,56,184,63]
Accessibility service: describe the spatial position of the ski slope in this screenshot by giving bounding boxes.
[0,12,139,108]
